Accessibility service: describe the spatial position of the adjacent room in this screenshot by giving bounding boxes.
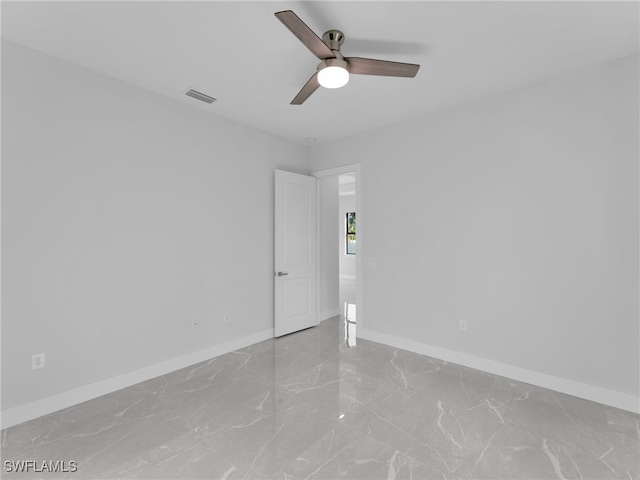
[1,1,638,479]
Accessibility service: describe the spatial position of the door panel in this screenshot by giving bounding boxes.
[274,170,317,337]
[284,183,310,265]
[285,278,310,318]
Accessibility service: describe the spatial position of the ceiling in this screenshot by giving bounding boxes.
[339,174,356,196]
[339,174,355,185]
[2,1,638,145]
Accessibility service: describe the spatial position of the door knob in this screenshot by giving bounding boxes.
[276,271,289,276]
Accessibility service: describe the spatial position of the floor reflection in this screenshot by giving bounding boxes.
[340,277,357,348]
[344,302,356,347]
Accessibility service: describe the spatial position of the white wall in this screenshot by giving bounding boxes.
[1,41,309,411]
[339,194,356,279]
[3,38,638,419]
[310,54,639,399]
[317,176,339,319]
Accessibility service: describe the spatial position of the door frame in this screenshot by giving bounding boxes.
[312,163,363,332]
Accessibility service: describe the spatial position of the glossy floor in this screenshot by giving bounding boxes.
[2,317,638,479]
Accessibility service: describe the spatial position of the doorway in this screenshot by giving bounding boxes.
[338,174,357,346]
[312,164,362,348]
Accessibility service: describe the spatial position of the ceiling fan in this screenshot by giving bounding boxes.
[275,10,420,105]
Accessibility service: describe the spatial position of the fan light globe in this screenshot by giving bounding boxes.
[318,59,349,89]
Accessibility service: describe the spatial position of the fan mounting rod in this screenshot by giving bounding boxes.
[322,30,345,52]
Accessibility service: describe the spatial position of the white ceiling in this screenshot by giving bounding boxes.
[339,174,355,185]
[2,1,638,145]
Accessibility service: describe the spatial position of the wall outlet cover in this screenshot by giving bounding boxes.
[32,353,45,370]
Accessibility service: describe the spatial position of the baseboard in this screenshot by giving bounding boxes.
[319,307,341,322]
[339,274,356,281]
[358,327,640,414]
[1,328,274,429]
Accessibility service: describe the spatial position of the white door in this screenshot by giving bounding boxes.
[274,170,317,337]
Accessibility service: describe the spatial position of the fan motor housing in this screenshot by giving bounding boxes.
[317,57,349,72]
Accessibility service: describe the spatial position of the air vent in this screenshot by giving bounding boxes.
[185,89,216,104]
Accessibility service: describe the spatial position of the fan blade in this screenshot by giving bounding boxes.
[291,72,321,105]
[275,10,335,60]
[346,57,420,77]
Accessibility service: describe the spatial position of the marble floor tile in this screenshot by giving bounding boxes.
[2,316,638,479]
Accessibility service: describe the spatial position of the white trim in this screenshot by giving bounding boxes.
[319,307,341,321]
[358,327,640,414]
[313,173,322,329]
[312,164,360,179]
[339,274,356,281]
[1,329,274,429]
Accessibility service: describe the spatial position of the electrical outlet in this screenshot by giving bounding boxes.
[459,320,468,332]
[223,311,231,323]
[367,258,377,268]
[32,353,45,370]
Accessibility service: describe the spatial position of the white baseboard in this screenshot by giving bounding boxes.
[339,274,356,281]
[319,307,341,322]
[1,329,274,429]
[358,327,640,414]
